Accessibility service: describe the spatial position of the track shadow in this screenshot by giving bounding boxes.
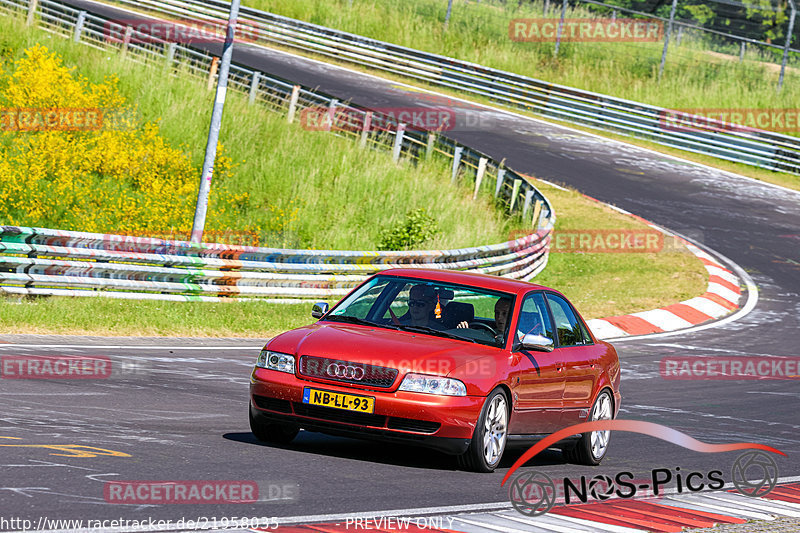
[224,430,567,472]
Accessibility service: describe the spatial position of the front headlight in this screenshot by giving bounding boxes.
[256,350,295,374]
[398,373,467,396]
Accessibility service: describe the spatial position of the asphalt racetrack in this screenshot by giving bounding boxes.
[1,0,799,527]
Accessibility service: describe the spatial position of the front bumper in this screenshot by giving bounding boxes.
[249,367,484,455]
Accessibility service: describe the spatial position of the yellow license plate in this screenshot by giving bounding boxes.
[302,387,375,414]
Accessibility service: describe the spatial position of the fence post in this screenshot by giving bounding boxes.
[554,0,567,57]
[444,0,453,31]
[740,41,746,62]
[658,0,678,80]
[392,123,406,162]
[451,146,463,183]
[509,179,522,212]
[676,25,683,46]
[26,0,38,26]
[121,25,133,56]
[248,71,261,104]
[779,2,796,90]
[360,111,372,147]
[287,84,300,123]
[426,132,436,159]
[473,157,487,200]
[543,0,550,16]
[73,11,87,43]
[495,167,506,198]
[207,57,220,91]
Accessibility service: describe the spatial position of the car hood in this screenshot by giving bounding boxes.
[266,322,499,377]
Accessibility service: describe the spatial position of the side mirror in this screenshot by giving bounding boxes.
[311,302,329,319]
[519,333,554,352]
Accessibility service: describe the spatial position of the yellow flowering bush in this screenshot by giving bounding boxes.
[0,45,248,239]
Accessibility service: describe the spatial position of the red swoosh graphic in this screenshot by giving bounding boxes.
[500,419,785,486]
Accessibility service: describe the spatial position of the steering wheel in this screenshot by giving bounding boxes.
[469,321,498,336]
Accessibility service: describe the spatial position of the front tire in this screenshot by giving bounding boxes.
[249,405,299,445]
[563,389,613,465]
[458,388,508,472]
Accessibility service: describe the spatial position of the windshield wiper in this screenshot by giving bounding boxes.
[397,325,479,343]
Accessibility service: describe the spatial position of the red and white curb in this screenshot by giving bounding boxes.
[265,480,800,533]
[588,241,744,341]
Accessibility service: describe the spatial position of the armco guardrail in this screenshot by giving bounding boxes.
[102,0,800,175]
[0,226,551,301]
[0,0,555,301]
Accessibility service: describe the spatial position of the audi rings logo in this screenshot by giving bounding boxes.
[326,363,365,381]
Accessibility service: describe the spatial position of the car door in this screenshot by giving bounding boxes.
[544,292,601,426]
[508,292,565,435]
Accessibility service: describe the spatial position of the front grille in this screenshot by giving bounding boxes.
[252,395,292,413]
[387,417,441,434]
[293,402,386,427]
[298,356,398,388]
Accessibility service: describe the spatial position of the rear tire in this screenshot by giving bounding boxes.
[457,388,509,472]
[249,405,299,445]
[563,389,613,465]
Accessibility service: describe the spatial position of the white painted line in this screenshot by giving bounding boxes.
[500,512,645,533]
[664,495,776,520]
[587,319,629,340]
[631,309,693,331]
[680,296,731,318]
[701,493,800,517]
[534,178,569,191]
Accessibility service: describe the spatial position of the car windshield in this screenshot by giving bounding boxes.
[323,275,514,347]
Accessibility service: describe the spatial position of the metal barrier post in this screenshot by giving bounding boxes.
[779,1,797,90]
[392,123,406,162]
[121,25,133,56]
[73,11,87,43]
[360,111,372,147]
[287,85,300,123]
[509,179,522,212]
[522,189,534,218]
[495,168,506,198]
[444,0,453,31]
[426,132,436,159]
[26,0,38,26]
[740,41,746,62]
[473,157,487,200]
[658,0,678,80]
[165,42,177,70]
[554,0,567,57]
[328,98,338,132]
[249,71,261,104]
[451,146,463,183]
[531,200,543,228]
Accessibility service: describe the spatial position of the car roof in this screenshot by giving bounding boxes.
[378,268,553,297]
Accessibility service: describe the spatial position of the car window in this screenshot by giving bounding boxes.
[545,293,586,347]
[329,276,393,319]
[516,293,554,346]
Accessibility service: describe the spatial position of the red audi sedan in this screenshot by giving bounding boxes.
[249,269,621,472]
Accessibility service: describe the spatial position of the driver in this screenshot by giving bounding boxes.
[457,297,511,334]
[399,284,439,328]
